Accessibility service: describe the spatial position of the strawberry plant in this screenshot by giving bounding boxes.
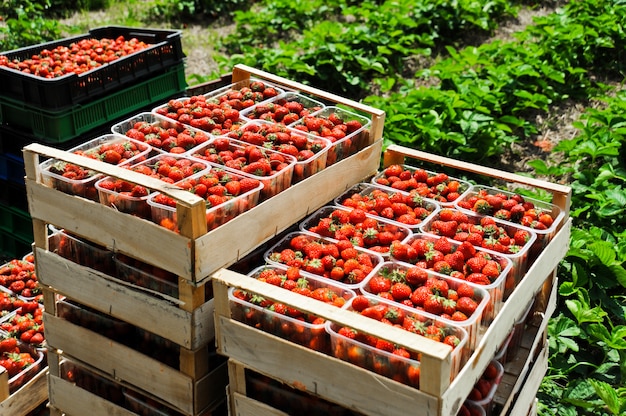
[0,0,61,50]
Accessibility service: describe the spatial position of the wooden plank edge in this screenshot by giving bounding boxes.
[36,248,214,349]
[0,366,48,414]
[231,65,385,119]
[212,268,452,363]
[494,277,557,413]
[440,220,568,415]
[504,344,549,416]
[44,313,196,415]
[48,374,136,416]
[229,391,290,416]
[194,360,229,413]
[216,316,441,416]
[27,180,195,280]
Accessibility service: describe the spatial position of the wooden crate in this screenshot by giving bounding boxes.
[222,273,556,416]
[211,145,571,416]
[23,64,385,288]
[41,298,226,415]
[22,66,385,416]
[46,351,227,416]
[0,365,48,416]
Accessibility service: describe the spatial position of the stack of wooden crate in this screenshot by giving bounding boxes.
[23,65,385,415]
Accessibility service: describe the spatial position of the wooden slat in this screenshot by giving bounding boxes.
[44,313,196,414]
[26,179,195,280]
[48,375,136,416]
[194,361,229,413]
[36,248,214,349]
[0,369,48,416]
[495,281,557,414]
[212,269,453,371]
[193,138,383,282]
[504,345,549,416]
[216,317,441,416]
[0,367,8,402]
[229,391,290,416]
[382,144,572,218]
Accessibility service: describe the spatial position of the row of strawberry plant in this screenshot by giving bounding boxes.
[213,0,520,99]
[0,0,62,50]
[533,91,626,416]
[364,0,626,162]
[356,0,625,413]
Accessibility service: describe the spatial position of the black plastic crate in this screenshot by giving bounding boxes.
[0,26,185,110]
[0,178,28,213]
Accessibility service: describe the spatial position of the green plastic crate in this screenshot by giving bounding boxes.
[0,202,33,242]
[0,227,32,262]
[0,63,186,143]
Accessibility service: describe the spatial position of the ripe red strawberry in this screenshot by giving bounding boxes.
[351,295,370,312]
[410,286,431,307]
[513,229,531,246]
[390,282,412,301]
[484,362,499,379]
[456,283,475,299]
[360,304,388,321]
[433,237,453,254]
[368,275,392,294]
[482,260,502,281]
[456,297,478,316]
[405,267,428,286]
[443,334,460,348]
[450,311,468,321]
[423,294,444,315]
[473,199,492,214]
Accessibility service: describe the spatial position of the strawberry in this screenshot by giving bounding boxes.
[423,294,444,315]
[513,229,531,246]
[484,361,499,379]
[390,282,412,301]
[443,334,460,348]
[410,286,431,307]
[360,304,388,321]
[473,199,492,214]
[456,297,478,316]
[368,275,392,294]
[351,295,370,312]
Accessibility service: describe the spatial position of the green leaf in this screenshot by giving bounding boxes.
[566,299,607,324]
[610,264,626,288]
[589,379,622,415]
[588,241,616,266]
